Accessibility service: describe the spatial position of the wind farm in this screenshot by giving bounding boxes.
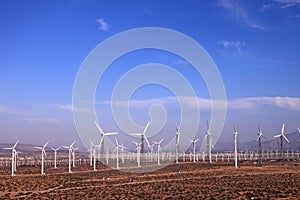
[1,123,300,199]
[1,0,300,199]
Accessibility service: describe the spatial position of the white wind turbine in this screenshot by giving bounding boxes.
[154,138,164,165]
[3,140,19,176]
[89,141,99,171]
[205,121,214,164]
[274,123,289,160]
[63,141,76,173]
[131,121,151,154]
[120,143,127,163]
[175,124,180,164]
[149,143,155,162]
[94,121,118,159]
[50,147,61,169]
[72,147,79,167]
[189,138,199,163]
[257,125,266,166]
[233,125,239,168]
[34,141,49,175]
[114,138,122,169]
[133,141,143,167]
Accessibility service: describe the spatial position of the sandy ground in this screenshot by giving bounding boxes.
[0,161,300,199]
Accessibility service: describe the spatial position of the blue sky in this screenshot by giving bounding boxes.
[0,0,299,150]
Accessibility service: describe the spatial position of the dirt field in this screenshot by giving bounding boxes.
[0,162,300,199]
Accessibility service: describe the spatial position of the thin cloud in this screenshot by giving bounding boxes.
[272,0,300,8]
[216,40,245,49]
[94,96,300,112]
[96,18,111,31]
[217,0,267,30]
[0,105,23,115]
[56,104,93,113]
[20,117,60,124]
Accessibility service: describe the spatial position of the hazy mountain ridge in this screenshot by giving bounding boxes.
[214,131,300,152]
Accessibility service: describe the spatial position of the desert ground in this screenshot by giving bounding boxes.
[0,161,300,199]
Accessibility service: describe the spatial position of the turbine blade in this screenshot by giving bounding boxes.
[142,135,150,147]
[99,137,104,146]
[207,120,209,131]
[13,140,19,148]
[283,135,289,143]
[104,132,118,136]
[115,137,119,146]
[159,138,164,144]
[281,123,285,134]
[175,123,179,133]
[298,128,300,133]
[274,134,281,138]
[143,121,151,134]
[94,121,104,134]
[70,141,76,147]
[131,133,142,136]
[43,141,49,148]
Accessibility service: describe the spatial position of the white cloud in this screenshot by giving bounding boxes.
[20,117,60,124]
[217,0,267,30]
[216,40,245,49]
[272,0,300,8]
[94,96,300,112]
[0,105,23,115]
[56,104,93,113]
[96,18,111,31]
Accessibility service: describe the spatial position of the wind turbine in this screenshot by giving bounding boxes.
[175,124,180,164]
[72,147,79,167]
[34,141,49,175]
[114,138,123,169]
[89,141,98,171]
[133,141,142,167]
[50,147,61,169]
[63,141,76,173]
[131,121,150,154]
[154,138,164,165]
[257,125,266,166]
[189,138,199,163]
[205,121,213,164]
[94,121,118,159]
[274,123,289,161]
[233,125,239,168]
[3,140,19,176]
[120,143,127,163]
[149,143,155,162]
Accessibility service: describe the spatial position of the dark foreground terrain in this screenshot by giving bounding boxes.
[0,162,300,199]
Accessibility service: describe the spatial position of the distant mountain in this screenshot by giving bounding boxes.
[0,143,69,156]
[214,131,300,152]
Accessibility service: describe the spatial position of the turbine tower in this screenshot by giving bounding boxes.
[131,121,151,154]
[3,140,19,176]
[233,125,238,168]
[133,141,143,167]
[274,123,289,161]
[154,138,164,165]
[257,125,266,166]
[63,141,76,173]
[114,138,122,169]
[189,138,199,163]
[50,147,61,169]
[34,141,49,175]
[94,121,118,159]
[175,124,180,164]
[205,121,213,164]
[89,141,99,171]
